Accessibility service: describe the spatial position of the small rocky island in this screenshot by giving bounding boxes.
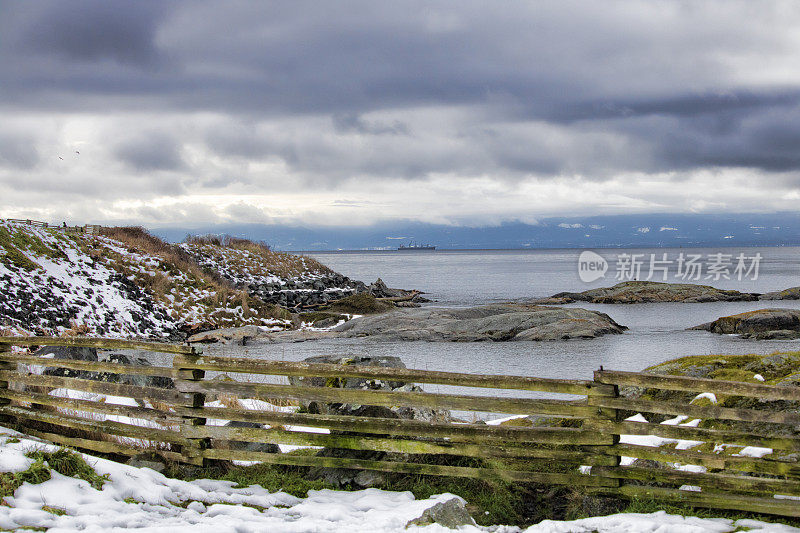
[333,304,626,341]
[532,281,800,304]
[690,309,800,340]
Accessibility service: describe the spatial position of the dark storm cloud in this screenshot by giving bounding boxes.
[2,0,800,193]
[10,0,166,67]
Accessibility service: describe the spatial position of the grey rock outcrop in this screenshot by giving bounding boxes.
[690,308,800,339]
[334,304,626,342]
[406,498,476,529]
[534,281,759,304]
[760,287,800,300]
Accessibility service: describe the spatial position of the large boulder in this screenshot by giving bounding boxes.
[535,281,760,304]
[293,354,450,487]
[99,352,175,389]
[368,278,409,299]
[334,304,626,342]
[406,497,476,529]
[40,345,100,380]
[39,346,174,389]
[187,325,262,345]
[289,355,448,422]
[219,420,280,455]
[690,309,800,339]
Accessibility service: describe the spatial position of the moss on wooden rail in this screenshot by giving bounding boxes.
[1,405,189,446]
[173,355,612,395]
[0,336,197,355]
[613,484,800,518]
[606,444,800,477]
[176,404,609,447]
[595,370,800,402]
[201,448,619,487]
[592,465,800,497]
[0,388,180,426]
[0,370,192,405]
[175,379,598,418]
[0,352,183,379]
[607,420,800,452]
[590,395,800,426]
[21,426,184,463]
[187,423,611,453]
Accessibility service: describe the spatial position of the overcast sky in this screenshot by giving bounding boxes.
[1,1,799,228]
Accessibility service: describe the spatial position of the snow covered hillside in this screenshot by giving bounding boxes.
[180,236,369,309]
[0,222,292,339]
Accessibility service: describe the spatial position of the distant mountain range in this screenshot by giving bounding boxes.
[153,212,800,251]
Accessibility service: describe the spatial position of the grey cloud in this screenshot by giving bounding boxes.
[0,132,39,169]
[332,113,409,135]
[1,0,800,224]
[114,133,185,172]
[14,0,167,67]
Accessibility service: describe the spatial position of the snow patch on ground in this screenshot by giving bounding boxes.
[0,426,798,532]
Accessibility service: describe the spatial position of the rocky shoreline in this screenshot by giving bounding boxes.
[531,281,800,305]
[690,308,800,340]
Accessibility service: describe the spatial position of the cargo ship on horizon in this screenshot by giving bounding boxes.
[397,241,436,251]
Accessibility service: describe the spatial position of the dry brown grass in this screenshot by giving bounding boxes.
[60,322,92,337]
[101,226,231,289]
[184,234,334,279]
[98,227,291,327]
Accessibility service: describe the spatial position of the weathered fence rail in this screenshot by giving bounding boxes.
[0,337,798,517]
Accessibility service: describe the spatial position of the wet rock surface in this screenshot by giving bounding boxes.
[333,304,626,341]
[690,308,800,339]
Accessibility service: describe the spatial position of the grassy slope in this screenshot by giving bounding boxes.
[98,227,293,331]
[180,234,333,285]
[0,223,293,337]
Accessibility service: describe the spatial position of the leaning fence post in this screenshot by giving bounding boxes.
[586,368,622,489]
[173,346,207,466]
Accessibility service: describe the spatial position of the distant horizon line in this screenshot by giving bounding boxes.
[287,243,800,253]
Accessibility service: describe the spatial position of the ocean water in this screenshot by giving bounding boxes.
[208,247,800,384]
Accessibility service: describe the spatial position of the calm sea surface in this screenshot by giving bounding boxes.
[209,247,800,384]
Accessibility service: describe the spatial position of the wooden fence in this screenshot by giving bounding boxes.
[2,219,100,234]
[0,336,798,517]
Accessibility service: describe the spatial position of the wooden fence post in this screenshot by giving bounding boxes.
[0,343,15,427]
[173,348,207,466]
[587,368,622,488]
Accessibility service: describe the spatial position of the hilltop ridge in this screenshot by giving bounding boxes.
[0,223,366,339]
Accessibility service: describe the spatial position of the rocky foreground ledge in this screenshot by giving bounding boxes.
[690,308,800,340]
[332,304,626,342]
[531,281,800,304]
